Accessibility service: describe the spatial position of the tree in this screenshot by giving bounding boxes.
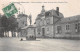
[1,15,9,31]
[8,15,18,37]
[1,15,18,37]
[8,15,18,31]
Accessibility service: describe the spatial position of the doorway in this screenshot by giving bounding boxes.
[42,28,45,36]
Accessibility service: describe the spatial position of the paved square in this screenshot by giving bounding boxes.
[0,38,79,51]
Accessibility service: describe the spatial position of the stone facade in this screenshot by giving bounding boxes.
[35,6,64,38]
[35,6,80,39]
[55,15,80,39]
[17,14,27,28]
[17,6,80,39]
[21,25,36,38]
[17,14,27,37]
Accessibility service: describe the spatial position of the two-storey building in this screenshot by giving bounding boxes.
[35,6,64,38]
[35,6,80,39]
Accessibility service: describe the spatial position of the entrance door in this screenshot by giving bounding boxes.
[42,28,45,36]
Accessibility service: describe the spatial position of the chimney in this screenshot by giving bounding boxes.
[56,7,59,16]
[41,5,45,14]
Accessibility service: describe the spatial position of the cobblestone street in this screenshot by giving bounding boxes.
[0,37,80,51]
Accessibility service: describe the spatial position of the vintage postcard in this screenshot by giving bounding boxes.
[0,0,80,51]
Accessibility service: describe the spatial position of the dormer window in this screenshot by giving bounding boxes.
[45,12,50,16]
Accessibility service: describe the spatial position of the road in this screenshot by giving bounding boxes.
[0,37,80,51]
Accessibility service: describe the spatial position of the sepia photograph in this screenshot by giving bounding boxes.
[0,0,80,51]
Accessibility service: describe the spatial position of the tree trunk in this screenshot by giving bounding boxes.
[11,31,13,37]
[7,31,9,37]
[5,31,6,37]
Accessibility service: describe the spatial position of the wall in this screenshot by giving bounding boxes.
[55,21,80,39]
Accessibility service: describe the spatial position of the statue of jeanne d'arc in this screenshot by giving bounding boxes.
[29,14,32,25]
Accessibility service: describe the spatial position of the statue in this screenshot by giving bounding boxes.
[29,14,32,25]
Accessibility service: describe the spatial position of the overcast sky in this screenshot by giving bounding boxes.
[0,0,80,24]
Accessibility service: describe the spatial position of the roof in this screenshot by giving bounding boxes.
[17,14,27,18]
[46,9,64,18]
[56,15,80,24]
[36,9,64,20]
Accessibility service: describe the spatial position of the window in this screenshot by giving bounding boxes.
[47,27,49,31]
[75,24,78,29]
[78,23,80,32]
[46,19,50,24]
[42,20,44,26]
[78,23,80,28]
[38,21,40,26]
[37,28,41,35]
[57,26,62,33]
[65,24,71,33]
[66,24,70,30]
[75,23,80,32]
[45,12,50,16]
[23,21,24,24]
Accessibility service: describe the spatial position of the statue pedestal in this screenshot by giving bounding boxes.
[26,25,36,40]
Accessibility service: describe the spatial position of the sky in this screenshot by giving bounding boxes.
[0,0,80,24]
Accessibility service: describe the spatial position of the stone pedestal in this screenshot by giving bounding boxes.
[26,25,36,40]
